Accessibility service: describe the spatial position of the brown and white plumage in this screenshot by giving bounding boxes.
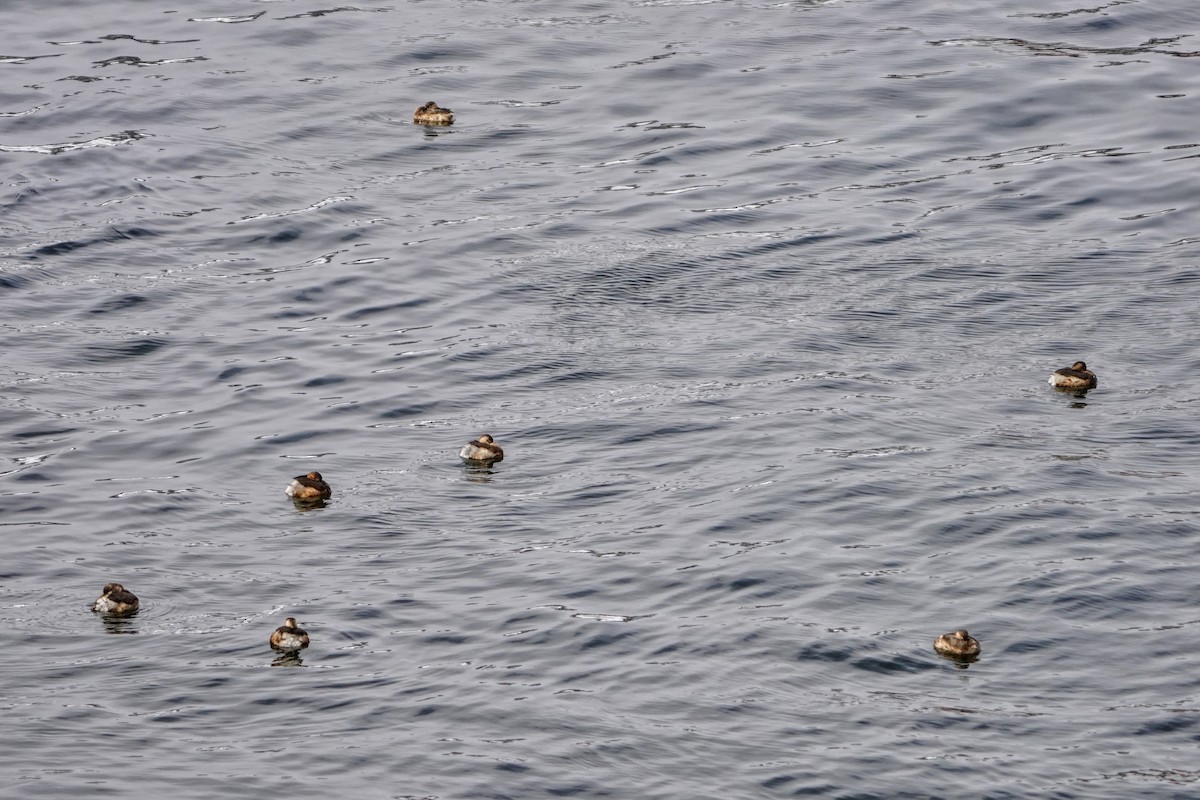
[1049,361,1097,391]
[270,617,310,652]
[285,471,332,501]
[933,629,981,659]
[413,100,454,125]
[92,582,140,616]
[459,434,503,463]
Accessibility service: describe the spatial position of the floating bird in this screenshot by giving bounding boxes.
[285,471,332,501]
[1049,361,1097,391]
[459,434,504,463]
[270,617,310,652]
[933,629,981,659]
[414,100,454,125]
[92,582,140,616]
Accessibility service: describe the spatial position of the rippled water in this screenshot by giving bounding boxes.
[4,0,1200,797]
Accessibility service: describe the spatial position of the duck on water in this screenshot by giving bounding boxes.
[1049,361,1097,391]
[92,583,139,616]
[460,434,504,463]
[285,471,332,501]
[270,617,310,652]
[933,629,981,660]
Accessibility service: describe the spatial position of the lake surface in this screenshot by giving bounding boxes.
[3,0,1200,797]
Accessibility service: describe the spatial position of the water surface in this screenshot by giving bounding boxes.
[3,0,1200,797]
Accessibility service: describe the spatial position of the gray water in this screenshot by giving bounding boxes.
[3,0,1200,797]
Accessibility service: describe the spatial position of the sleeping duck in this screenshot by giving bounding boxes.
[92,582,140,616]
[414,100,454,125]
[1049,361,1097,391]
[459,434,503,463]
[285,471,332,501]
[933,629,981,659]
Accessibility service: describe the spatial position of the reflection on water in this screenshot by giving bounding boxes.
[271,652,306,668]
[461,463,500,483]
[96,613,139,635]
[935,652,979,670]
[1052,386,1093,404]
[290,498,329,512]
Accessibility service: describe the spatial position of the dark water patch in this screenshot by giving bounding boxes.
[546,782,613,797]
[217,366,247,381]
[0,184,45,214]
[786,782,840,796]
[1156,268,1200,287]
[537,369,611,386]
[827,309,902,323]
[425,633,470,645]
[86,294,150,315]
[111,226,158,241]
[12,470,52,482]
[1134,715,1199,736]
[930,505,1085,540]
[1076,528,1122,542]
[794,642,853,664]
[445,347,505,365]
[761,774,798,790]
[30,238,97,258]
[80,337,169,362]
[559,483,631,503]
[853,653,928,675]
[1001,638,1058,655]
[0,271,32,290]
[915,264,1013,282]
[27,228,158,260]
[341,299,429,320]
[487,360,590,381]
[1050,590,1128,620]
[259,431,326,446]
[258,227,303,245]
[705,511,793,535]
[303,374,346,387]
[1147,522,1200,539]
[12,427,79,439]
[613,422,716,446]
[574,628,637,653]
[374,401,441,419]
[721,575,769,593]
